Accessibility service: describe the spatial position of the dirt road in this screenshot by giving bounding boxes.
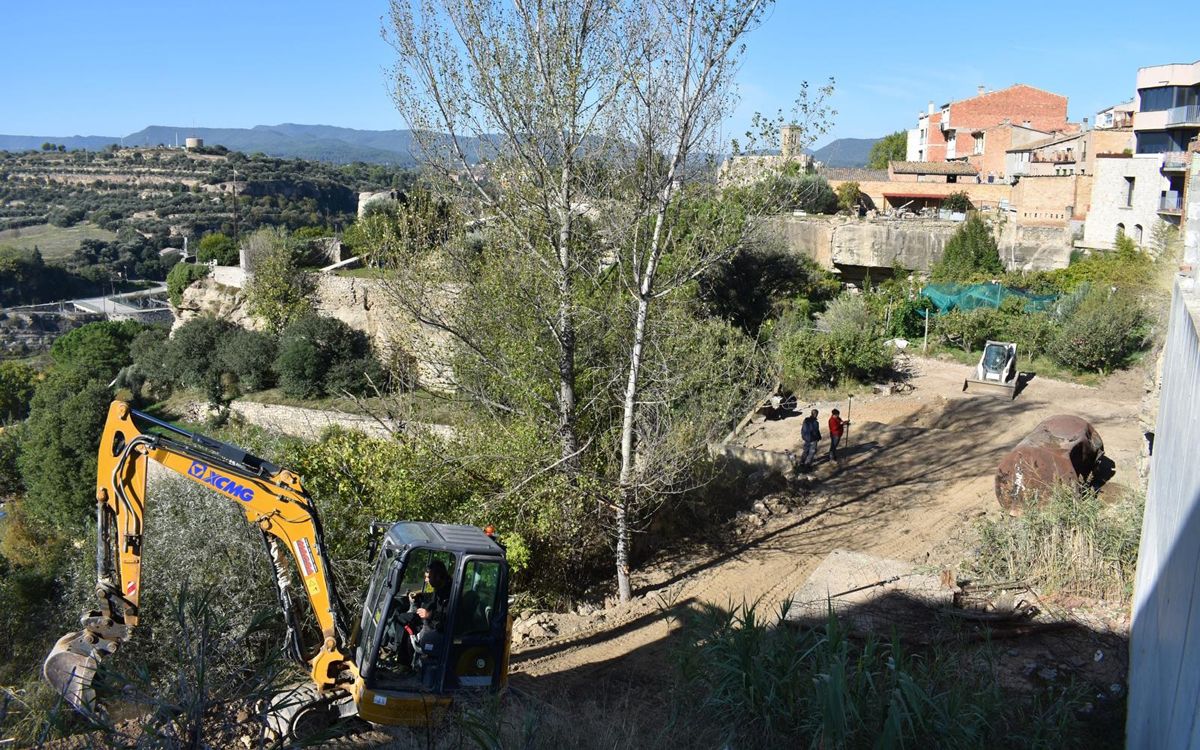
[508,354,1147,705]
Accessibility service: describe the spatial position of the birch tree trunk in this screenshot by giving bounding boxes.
[613,0,769,602]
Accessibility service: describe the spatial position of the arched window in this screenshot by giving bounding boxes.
[1116,223,1126,238]
[1133,224,1143,244]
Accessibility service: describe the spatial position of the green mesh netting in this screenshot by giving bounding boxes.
[920,283,1057,314]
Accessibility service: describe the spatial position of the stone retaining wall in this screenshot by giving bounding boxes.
[187,399,456,442]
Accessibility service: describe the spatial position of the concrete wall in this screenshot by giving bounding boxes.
[768,215,1072,273]
[1083,155,1170,249]
[1127,279,1200,749]
[210,265,246,287]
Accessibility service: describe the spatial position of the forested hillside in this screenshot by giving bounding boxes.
[0,147,414,303]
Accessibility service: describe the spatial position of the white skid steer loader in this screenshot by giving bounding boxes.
[962,340,1019,400]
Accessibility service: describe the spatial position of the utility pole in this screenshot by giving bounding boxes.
[232,168,239,242]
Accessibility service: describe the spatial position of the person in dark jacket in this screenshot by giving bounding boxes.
[385,560,453,671]
[800,409,821,469]
[828,408,850,462]
[411,560,451,636]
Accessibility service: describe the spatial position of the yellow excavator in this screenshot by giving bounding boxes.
[44,401,512,737]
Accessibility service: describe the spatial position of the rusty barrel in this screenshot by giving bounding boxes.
[995,415,1104,515]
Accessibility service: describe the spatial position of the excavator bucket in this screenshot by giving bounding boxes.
[44,631,101,713]
[44,607,130,714]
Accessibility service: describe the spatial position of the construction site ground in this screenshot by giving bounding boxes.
[496,353,1146,737]
[304,353,1146,747]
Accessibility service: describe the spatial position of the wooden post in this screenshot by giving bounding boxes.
[923,309,930,353]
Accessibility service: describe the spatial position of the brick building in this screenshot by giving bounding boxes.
[905,84,1072,180]
[1007,128,1133,180]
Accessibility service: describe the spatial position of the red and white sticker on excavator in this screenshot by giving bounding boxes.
[294,538,317,578]
[125,580,137,596]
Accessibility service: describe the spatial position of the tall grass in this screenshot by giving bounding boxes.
[972,485,1143,603]
[674,602,1090,749]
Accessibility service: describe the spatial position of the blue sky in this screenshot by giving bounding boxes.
[2,0,1194,146]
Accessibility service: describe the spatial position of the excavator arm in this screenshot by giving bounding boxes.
[44,401,354,715]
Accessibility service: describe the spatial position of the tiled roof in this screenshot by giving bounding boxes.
[889,161,979,176]
[1006,131,1083,153]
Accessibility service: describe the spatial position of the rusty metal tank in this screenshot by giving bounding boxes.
[995,415,1104,515]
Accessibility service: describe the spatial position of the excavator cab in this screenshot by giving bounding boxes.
[353,522,512,725]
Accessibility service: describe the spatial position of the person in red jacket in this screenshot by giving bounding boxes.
[828,408,849,462]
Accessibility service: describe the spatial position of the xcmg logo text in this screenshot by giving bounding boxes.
[188,461,255,502]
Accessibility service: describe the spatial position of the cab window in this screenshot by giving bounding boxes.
[454,559,502,637]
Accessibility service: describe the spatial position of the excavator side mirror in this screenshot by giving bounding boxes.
[365,521,389,564]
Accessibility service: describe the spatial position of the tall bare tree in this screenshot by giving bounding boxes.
[386,0,833,602]
[607,0,810,602]
[604,4,838,602]
[386,0,633,470]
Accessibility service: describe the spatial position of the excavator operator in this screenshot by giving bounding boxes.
[411,560,452,635]
[384,560,452,672]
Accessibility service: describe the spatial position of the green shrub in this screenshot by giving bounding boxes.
[776,297,892,390]
[835,181,861,212]
[195,231,238,266]
[325,356,386,396]
[215,328,277,394]
[128,327,173,400]
[999,310,1058,360]
[166,261,211,306]
[275,315,376,398]
[1051,288,1147,373]
[1046,235,1153,293]
[243,228,313,334]
[677,602,1089,748]
[930,215,1003,282]
[0,422,24,499]
[50,320,146,383]
[15,369,112,532]
[699,245,840,337]
[741,173,839,214]
[0,361,38,423]
[933,308,997,352]
[164,317,240,402]
[941,191,972,212]
[885,294,935,339]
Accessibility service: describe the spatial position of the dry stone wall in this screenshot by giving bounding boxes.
[174,272,457,391]
[182,399,455,442]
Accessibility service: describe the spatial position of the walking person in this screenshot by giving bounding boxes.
[828,408,850,462]
[800,409,821,469]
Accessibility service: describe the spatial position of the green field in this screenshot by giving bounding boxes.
[0,222,117,262]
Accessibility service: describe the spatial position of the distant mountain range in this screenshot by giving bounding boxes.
[0,124,440,166]
[809,138,880,168]
[0,125,883,169]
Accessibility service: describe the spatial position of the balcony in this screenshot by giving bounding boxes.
[1031,151,1076,164]
[1166,105,1200,126]
[1159,193,1183,213]
[1163,152,1189,171]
